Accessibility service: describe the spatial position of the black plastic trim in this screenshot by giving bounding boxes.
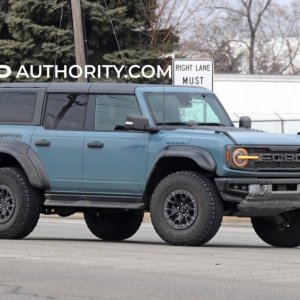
[159,145,216,172]
[215,177,300,216]
[44,194,145,209]
[27,147,50,189]
[0,141,50,189]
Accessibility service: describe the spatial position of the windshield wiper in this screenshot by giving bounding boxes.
[196,122,225,127]
[156,122,193,127]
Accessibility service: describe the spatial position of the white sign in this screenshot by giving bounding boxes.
[172,59,214,90]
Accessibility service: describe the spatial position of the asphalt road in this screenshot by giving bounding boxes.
[0,218,300,300]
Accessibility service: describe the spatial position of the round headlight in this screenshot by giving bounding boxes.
[232,148,249,167]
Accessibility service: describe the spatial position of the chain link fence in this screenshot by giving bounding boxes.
[230,113,300,134]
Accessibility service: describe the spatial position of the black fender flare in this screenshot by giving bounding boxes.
[146,145,216,189]
[157,145,216,172]
[0,140,50,189]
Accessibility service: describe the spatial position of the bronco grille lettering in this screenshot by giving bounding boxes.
[261,153,300,162]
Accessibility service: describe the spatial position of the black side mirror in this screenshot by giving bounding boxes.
[126,115,149,131]
[239,116,251,129]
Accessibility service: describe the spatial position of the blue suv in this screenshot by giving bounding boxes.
[1,82,300,247]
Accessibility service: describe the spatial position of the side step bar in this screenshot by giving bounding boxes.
[44,194,145,210]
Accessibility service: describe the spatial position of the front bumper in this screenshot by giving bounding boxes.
[215,178,300,216]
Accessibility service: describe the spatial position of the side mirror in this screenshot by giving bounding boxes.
[239,116,251,129]
[126,115,149,131]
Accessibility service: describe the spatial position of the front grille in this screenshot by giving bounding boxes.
[252,161,300,170]
[248,147,300,171]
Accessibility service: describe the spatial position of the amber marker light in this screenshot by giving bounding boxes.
[226,150,230,163]
[232,148,260,168]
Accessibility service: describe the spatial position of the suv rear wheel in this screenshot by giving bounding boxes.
[252,210,300,247]
[84,211,144,241]
[0,167,41,239]
[150,171,223,246]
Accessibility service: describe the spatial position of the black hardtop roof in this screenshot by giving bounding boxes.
[0,82,140,93]
[0,82,210,94]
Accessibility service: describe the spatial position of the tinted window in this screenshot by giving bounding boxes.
[43,94,87,130]
[0,92,36,122]
[94,94,141,131]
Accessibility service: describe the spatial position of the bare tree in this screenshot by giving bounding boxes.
[211,0,272,74]
[264,1,300,74]
[180,15,246,73]
[157,0,300,75]
[138,0,209,54]
[181,0,300,75]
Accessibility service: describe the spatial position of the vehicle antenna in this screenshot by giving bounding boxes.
[161,61,169,129]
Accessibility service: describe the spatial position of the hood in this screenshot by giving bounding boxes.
[171,126,300,146]
[227,130,300,146]
[182,126,300,146]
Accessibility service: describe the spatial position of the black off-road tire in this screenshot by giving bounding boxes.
[0,167,41,239]
[150,171,223,246]
[252,210,300,247]
[84,210,144,241]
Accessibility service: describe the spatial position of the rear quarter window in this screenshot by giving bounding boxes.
[0,92,37,122]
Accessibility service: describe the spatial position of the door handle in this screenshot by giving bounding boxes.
[87,141,104,149]
[35,140,51,147]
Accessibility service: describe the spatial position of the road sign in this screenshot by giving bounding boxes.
[172,59,214,90]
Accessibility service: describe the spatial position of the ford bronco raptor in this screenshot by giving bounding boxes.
[1,82,300,247]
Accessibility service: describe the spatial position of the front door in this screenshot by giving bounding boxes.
[83,93,149,195]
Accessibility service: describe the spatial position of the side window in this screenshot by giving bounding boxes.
[94,94,141,131]
[43,93,88,130]
[0,92,36,122]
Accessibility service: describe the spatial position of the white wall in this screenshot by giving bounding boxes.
[213,74,300,133]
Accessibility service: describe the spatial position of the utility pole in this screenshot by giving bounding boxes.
[70,0,87,82]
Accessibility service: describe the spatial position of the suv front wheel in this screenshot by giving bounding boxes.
[150,171,223,246]
[84,210,144,241]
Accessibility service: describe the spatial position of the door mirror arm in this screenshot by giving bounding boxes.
[125,115,159,133]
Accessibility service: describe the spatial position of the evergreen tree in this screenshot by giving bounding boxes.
[0,0,9,38]
[0,0,10,66]
[83,0,178,82]
[4,0,74,72]
[0,0,178,82]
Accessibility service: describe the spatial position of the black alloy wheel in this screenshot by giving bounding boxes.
[0,167,41,239]
[164,189,198,230]
[0,185,16,224]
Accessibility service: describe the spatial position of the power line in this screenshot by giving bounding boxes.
[53,1,65,81]
[103,0,130,81]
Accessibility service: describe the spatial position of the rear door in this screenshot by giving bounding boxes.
[31,91,88,192]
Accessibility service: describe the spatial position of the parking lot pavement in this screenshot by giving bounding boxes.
[0,218,299,300]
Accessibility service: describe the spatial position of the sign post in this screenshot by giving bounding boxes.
[172,59,214,90]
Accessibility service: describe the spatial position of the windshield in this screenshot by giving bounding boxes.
[144,92,232,126]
